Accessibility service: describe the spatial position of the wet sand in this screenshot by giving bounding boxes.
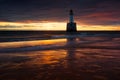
[0,36,120,80]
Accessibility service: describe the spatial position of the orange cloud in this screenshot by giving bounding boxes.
[0,21,120,31]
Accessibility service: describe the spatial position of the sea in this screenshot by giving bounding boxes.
[0,31,120,80]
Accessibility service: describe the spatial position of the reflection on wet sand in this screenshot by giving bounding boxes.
[0,39,67,53]
[0,39,66,49]
[0,37,120,80]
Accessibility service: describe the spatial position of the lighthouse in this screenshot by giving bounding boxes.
[66,10,77,32]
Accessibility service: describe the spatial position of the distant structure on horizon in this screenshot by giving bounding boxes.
[66,10,77,32]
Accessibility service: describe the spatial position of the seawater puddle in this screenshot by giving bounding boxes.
[0,39,67,49]
[0,37,120,53]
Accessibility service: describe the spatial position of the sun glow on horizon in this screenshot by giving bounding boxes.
[0,21,120,31]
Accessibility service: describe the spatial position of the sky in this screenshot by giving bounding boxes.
[0,0,120,30]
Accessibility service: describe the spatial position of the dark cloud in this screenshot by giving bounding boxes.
[0,0,120,25]
[76,0,120,25]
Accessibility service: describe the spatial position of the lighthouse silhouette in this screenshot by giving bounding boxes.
[66,10,77,32]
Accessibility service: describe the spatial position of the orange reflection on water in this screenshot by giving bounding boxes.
[25,50,67,65]
[0,39,66,49]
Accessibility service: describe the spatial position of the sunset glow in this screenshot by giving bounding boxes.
[0,0,120,80]
[0,21,120,31]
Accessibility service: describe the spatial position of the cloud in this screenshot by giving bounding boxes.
[0,0,120,26]
[76,0,120,25]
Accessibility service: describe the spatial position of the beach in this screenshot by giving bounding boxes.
[0,31,120,80]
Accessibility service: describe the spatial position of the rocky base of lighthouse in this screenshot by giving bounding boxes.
[66,22,77,32]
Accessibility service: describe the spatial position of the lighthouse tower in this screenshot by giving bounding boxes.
[66,10,77,32]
